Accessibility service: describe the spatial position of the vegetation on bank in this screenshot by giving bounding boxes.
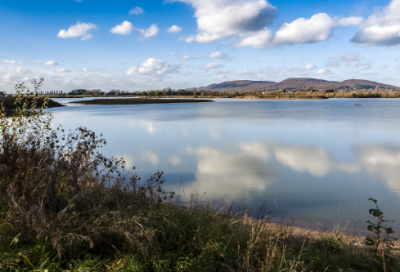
[69,98,214,105]
[0,96,64,112]
[1,79,400,271]
[5,86,400,100]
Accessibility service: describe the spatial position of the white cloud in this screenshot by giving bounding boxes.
[134,24,159,40]
[181,55,190,60]
[36,60,58,66]
[338,53,360,62]
[328,53,371,70]
[237,28,274,49]
[274,13,362,45]
[170,52,177,56]
[57,22,97,40]
[174,0,277,43]
[304,63,317,70]
[83,67,87,72]
[126,58,180,76]
[316,68,332,75]
[167,25,183,33]
[129,7,144,15]
[351,63,371,70]
[202,63,224,69]
[54,68,70,73]
[111,21,133,35]
[3,59,21,65]
[175,0,361,48]
[209,51,228,59]
[2,67,30,82]
[352,0,400,46]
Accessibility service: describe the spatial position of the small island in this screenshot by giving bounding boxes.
[69,98,214,105]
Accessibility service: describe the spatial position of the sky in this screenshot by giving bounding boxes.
[1,0,400,92]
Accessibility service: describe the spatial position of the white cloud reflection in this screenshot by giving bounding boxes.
[140,151,159,165]
[185,146,275,197]
[273,145,359,176]
[354,145,400,194]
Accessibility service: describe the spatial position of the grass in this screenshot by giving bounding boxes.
[1,202,399,271]
[69,98,214,105]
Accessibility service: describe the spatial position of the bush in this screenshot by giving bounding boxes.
[0,79,173,262]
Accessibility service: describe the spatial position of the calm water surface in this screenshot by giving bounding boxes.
[50,98,400,234]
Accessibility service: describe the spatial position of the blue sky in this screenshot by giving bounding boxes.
[1,0,399,91]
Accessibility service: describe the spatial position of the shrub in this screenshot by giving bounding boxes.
[0,79,173,261]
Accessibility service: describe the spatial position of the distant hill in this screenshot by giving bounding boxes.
[198,78,400,92]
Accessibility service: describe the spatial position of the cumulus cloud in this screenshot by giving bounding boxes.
[173,0,278,43]
[167,25,183,33]
[3,59,21,65]
[209,51,228,59]
[352,0,400,46]
[202,63,224,69]
[134,24,159,40]
[304,63,317,70]
[57,22,97,40]
[2,67,30,82]
[82,67,87,72]
[181,55,190,60]
[173,0,362,49]
[54,68,70,73]
[36,60,58,66]
[126,58,180,77]
[316,68,332,75]
[111,21,133,35]
[236,28,274,49]
[129,7,144,15]
[273,13,362,45]
[111,22,158,39]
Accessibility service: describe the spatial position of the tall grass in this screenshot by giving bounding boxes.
[0,79,399,271]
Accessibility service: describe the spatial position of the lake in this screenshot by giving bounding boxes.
[50,97,400,234]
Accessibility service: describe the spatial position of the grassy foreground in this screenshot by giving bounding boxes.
[2,202,400,272]
[1,80,400,271]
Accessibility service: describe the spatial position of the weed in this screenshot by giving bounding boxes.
[365,198,398,272]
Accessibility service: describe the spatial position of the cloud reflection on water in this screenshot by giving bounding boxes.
[184,146,275,198]
[354,145,400,194]
[240,142,359,177]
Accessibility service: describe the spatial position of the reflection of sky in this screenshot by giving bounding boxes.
[50,98,400,233]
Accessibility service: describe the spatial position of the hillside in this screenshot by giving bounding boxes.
[199,78,399,92]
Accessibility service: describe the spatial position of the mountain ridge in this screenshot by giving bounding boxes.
[197,78,399,92]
